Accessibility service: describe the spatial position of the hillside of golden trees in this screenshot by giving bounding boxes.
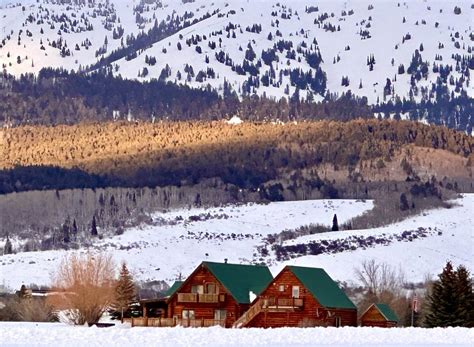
[1,119,472,193]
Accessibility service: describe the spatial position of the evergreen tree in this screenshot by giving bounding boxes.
[453,265,474,327]
[114,262,136,323]
[91,215,98,236]
[72,219,78,241]
[3,236,13,255]
[425,261,472,327]
[331,214,339,231]
[399,193,409,211]
[62,217,71,243]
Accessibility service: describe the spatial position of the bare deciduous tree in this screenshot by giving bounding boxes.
[355,259,410,325]
[355,259,405,297]
[48,253,116,325]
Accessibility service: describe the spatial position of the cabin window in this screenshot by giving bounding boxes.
[191,285,204,294]
[206,283,217,294]
[292,285,300,298]
[279,285,285,292]
[214,309,226,321]
[335,316,342,327]
[182,309,195,320]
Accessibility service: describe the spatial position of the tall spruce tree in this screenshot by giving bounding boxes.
[332,214,339,231]
[453,265,474,327]
[425,261,473,327]
[114,262,136,323]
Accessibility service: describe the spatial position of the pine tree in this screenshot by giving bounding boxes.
[91,215,98,236]
[453,265,473,327]
[399,193,409,211]
[114,262,136,323]
[3,236,13,255]
[331,214,339,231]
[72,219,78,241]
[425,261,468,327]
[62,216,72,243]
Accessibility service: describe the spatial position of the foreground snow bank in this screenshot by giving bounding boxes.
[0,323,472,347]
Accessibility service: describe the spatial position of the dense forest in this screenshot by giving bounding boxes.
[0,69,371,125]
[0,69,472,132]
[1,119,472,194]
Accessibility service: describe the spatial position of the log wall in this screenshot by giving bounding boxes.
[247,268,357,328]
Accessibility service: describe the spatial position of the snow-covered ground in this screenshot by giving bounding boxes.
[0,199,373,289]
[0,322,472,347]
[1,195,473,291]
[275,195,474,282]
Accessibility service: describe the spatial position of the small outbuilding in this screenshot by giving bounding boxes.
[360,303,399,327]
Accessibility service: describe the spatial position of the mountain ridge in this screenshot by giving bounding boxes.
[0,0,472,131]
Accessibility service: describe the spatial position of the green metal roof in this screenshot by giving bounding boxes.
[287,266,356,310]
[203,262,273,304]
[375,303,399,322]
[165,281,184,297]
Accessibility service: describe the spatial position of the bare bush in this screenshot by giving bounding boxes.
[15,298,54,322]
[48,253,116,325]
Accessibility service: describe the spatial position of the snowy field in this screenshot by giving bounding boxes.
[0,323,472,347]
[275,194,474,283]
[0,199,372,289]
[1,195,473,290]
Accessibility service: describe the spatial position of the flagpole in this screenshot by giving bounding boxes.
[411,291,416,327]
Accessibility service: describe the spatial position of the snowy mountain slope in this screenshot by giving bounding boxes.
[1,195,473,291]
[0,0,472,105]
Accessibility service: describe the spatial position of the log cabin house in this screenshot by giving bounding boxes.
[132,261,273,328]
[360,303,399,327]
[233,265,358,328]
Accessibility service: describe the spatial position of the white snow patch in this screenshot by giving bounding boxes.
[0,322,472,347]
[227,116,243,125]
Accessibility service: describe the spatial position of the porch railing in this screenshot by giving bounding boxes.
[176,293,225,303]
[177,293,198,303]
[131,317,225,328]
[263,297,304,308]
